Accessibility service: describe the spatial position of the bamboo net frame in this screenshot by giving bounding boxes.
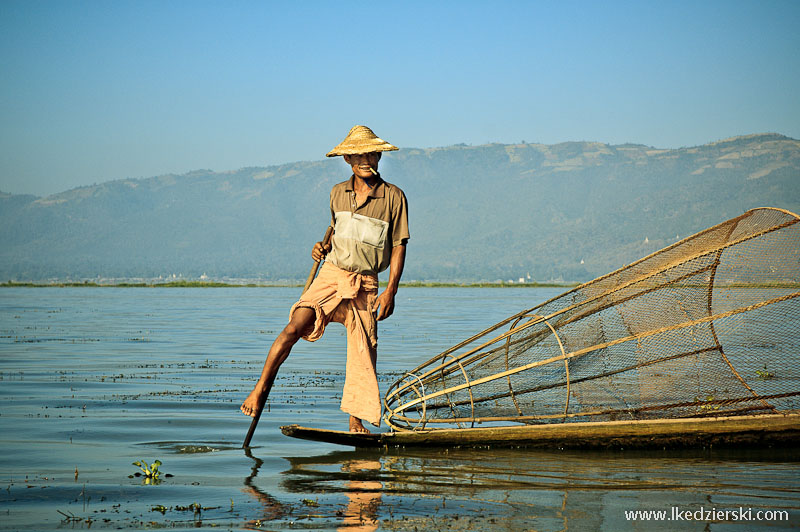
[384,208,800,431]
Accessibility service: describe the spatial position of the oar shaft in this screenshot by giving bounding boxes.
[242,406,263,448]
[303,226,334,293]
[242,225,334,448]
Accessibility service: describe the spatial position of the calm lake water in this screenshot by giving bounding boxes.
[0,287,798,531]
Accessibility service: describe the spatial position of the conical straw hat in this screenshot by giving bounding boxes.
[326,125,398,157]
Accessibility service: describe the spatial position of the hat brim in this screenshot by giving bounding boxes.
[326,141,398,158]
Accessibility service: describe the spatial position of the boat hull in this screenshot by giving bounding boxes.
[282,412,800,449]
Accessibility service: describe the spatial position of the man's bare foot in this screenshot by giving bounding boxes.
[240,386,264,417]
[349,416,370,433]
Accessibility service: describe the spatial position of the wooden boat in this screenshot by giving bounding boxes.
[283,412,800,449]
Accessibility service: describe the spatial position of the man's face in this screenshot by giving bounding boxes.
[344,152,381,180]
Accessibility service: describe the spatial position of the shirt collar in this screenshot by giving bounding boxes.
[346,174,385,198]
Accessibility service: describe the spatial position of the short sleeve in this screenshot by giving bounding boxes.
[329,189,336,227]
[391,188,410,247]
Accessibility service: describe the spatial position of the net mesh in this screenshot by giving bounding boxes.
[384,208,800,430]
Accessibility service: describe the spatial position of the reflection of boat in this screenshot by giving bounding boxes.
[285,208,800,449]
[279,451,383,532]
[272,445,798,531]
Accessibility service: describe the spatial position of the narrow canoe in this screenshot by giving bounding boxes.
[281,412,800,449]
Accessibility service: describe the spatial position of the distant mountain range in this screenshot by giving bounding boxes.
[1,133,798,283]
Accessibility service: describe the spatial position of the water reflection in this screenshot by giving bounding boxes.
[270,448,590,530]
[241,446,800,531]
[242,447,287,527]
[279,451,384,530]
[339,459,382,531]
[242,447,383,530]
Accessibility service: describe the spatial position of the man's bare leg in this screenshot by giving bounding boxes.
[240,307,316,417]
[349,416,370,433]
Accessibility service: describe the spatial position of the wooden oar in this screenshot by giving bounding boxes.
[302,226,334,293]
[242,225,334,448]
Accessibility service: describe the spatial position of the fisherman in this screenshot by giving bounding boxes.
[240,125,409,433]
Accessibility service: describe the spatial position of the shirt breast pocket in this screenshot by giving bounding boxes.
[352,213,388,249]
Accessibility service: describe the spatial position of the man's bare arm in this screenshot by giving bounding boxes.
[375,243,406,321]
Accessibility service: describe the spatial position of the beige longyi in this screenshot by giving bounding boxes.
[290,261,382,426]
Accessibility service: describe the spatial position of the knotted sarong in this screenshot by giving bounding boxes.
[289,261,381,426]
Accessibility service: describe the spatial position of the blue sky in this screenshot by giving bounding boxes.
[1,0,798,196]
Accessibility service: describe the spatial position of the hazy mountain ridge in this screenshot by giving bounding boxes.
[2,133,798,283]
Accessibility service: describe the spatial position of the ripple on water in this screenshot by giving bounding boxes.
[142,441,239,454]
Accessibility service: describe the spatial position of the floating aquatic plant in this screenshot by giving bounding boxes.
[694,395,721,412]
[132,459,163,484]
[756,365,775,381]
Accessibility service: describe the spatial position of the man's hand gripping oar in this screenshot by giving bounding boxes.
[242,225,333,448]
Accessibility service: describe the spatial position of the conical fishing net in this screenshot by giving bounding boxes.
[384,208,800,430]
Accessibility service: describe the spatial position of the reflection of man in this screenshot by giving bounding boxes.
[241,125,410,433]
[339,459,382,532]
